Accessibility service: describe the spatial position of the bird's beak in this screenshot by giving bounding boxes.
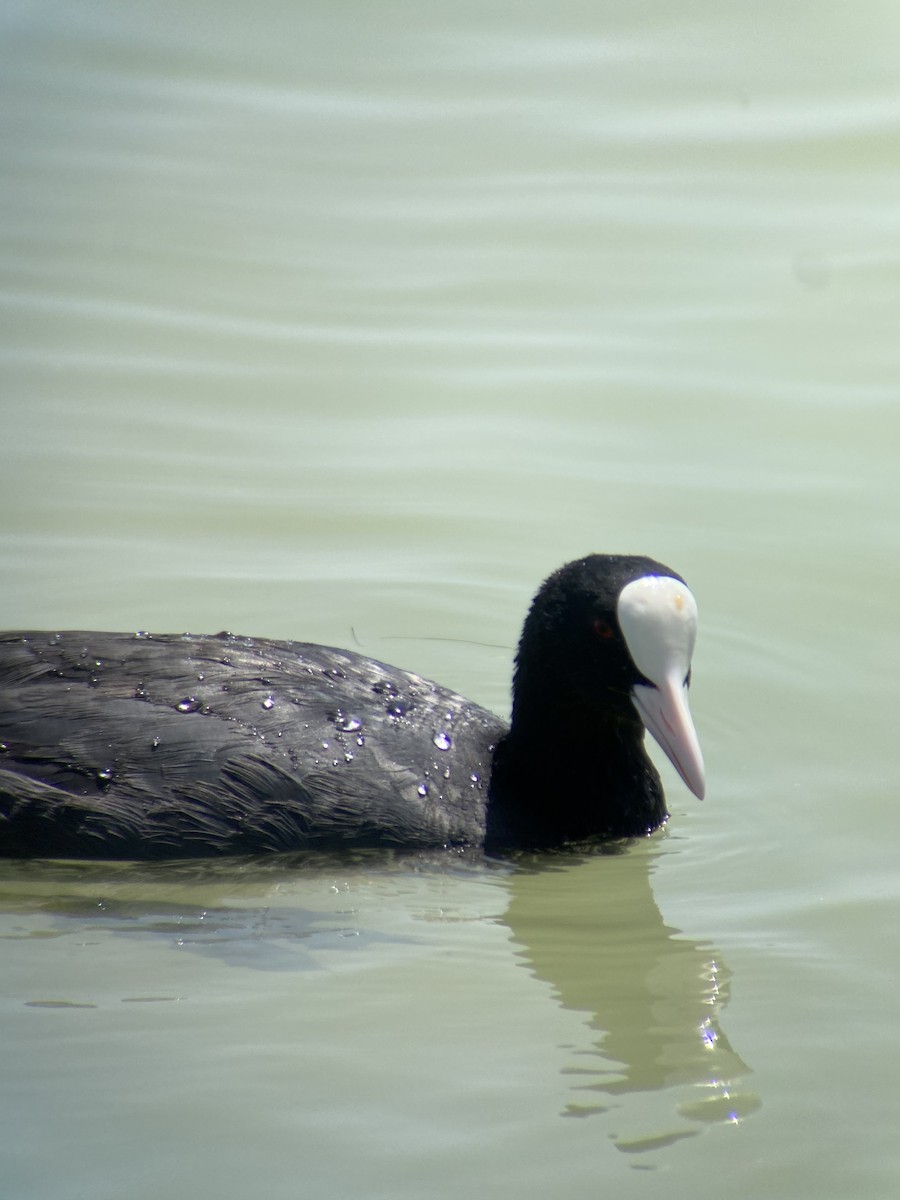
[631,675,705,800]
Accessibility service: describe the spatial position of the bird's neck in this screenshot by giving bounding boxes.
[486,701,666,849]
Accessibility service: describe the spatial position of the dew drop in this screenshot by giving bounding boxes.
[432,731,452,752]
[176,697,200,713]
[334,712,362,733]
[261,695,275,711]
[386,701,408,719]
[416,782,429,797]
[151,736,161,751]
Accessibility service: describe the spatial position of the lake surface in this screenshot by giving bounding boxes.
[2,2,900,1197]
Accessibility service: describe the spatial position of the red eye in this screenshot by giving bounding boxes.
[593,618,614,640]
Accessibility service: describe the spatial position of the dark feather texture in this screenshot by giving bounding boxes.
[0,555,699,859]
[0,632,501,857]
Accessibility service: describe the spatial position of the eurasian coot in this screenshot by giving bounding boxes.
[0,554,704,859]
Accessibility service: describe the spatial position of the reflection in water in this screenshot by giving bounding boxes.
[1,842,759,1154]
[0,851,423,973]
[502,841,760,1151]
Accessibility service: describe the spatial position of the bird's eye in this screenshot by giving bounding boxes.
[593,618,614,640]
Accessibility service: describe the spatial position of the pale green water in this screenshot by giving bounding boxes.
[2,2,900,1197]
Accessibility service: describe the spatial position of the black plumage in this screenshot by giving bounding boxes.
[0,554,702,859]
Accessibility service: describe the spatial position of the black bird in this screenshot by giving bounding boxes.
[0,554,704,860]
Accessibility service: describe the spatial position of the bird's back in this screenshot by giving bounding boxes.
[0,631,504,859]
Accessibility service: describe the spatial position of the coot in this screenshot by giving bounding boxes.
[0,554,704,859]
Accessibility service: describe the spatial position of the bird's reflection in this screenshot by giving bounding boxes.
[502,838,759,1148]
[0,839,758,1151]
